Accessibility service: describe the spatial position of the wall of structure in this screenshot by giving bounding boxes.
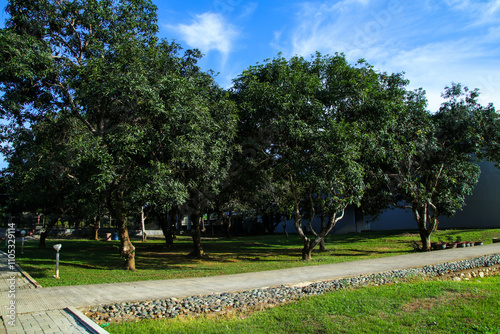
[371,161,500,231]
[273,205,369,234]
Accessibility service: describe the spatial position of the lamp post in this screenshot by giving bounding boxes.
[20,230,26,254]
[53,244,62,279]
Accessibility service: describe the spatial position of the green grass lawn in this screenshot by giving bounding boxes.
[106,275,500,334]
[5,228,500,287]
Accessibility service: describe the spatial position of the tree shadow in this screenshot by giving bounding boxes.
[10,232,419,279]
[327,248,409,257]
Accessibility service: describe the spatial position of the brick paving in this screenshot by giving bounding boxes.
[1,309,94,334]
[0,250,105,334]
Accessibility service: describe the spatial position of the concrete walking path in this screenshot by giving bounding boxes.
[0,251,107,334]
[1,242,500,333]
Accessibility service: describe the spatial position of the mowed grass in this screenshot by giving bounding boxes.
[5,228,500,287]
[106,275,500,334]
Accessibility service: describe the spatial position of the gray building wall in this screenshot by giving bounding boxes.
[371,161,500,231]
[274,205,369,234]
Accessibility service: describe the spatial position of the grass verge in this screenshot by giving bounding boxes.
[3,229,500,287]
[106,274,500,334]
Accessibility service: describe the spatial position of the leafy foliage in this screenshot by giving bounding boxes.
[0,0,237,266]
[1,1,498,263]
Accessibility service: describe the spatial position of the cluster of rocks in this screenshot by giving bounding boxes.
[85,254,500,324]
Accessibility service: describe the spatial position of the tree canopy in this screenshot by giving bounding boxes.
[1,1,498,266]
[231,53,415,259]
[0,0,237,268]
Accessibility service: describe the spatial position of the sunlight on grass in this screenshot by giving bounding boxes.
[4,229,499,287]
[106,275,500,334]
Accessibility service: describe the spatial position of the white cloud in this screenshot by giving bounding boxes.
[288,0,404,59]
[444,0,500,24]
[372,25,500,110]
[270,30,284,51]
[172,13,239,58]
[443,0,470,10]
[280,0,500,111]
[485,0,500,16]
[238,2,259,19]
[376,41,481,110]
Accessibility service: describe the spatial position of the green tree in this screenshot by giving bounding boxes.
[233,53,418,259]
[138,70,238,255]
[0,0,237,268]
[180,87,238,257]
[378,84,492,251]
[1,0,163,270]
[233,54,369,260]
[316,53,411,238]
[1,113,82,248]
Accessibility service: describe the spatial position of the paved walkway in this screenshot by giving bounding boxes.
[1,309,98,334]
[0,251,106,334]
[1,242,500,333]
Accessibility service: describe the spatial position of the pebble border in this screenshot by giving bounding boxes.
[85,254,500,324]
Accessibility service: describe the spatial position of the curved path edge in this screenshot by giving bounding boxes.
[4,242,500,315]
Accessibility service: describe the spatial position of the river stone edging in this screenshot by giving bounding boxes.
[85,254,500,324]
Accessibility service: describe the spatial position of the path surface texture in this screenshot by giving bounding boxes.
[1,242,500,333]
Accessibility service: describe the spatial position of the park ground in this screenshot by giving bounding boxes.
[8,229,500,287]
[3,228,500,333]
[106,274,500,334]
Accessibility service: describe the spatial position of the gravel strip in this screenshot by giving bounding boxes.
[85,254,500,324]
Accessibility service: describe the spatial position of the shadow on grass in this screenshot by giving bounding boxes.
[327,248,407,257]
[7,230,431,277]
[16,238,300,273]
[15,233,412,272]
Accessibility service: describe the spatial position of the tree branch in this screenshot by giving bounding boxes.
[307,188,318,237]
[54,79,97,134]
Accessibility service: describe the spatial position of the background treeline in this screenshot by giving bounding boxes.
[1,0,499,268]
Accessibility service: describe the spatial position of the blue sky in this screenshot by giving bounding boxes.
[154,0,500,112]
[0,0,499,111]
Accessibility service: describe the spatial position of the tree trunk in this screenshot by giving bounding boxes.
[420,231,431,252]
[319,206,327,252]
[319,238,326,252]
[189,212,204,258]
[290,176,312,261]
[188,191,204,258]
[216,203,233,239]
[208,213,215,236]
[39,209,69,249]
[306,190,321,252]
[263,210,282,234]
[413,204,433,252]
[109,185,135,270]
[200,214,206,233]
[299,188,326,260]
[222,211,232,239]
[290,179,314,261]
[291,187,345,261]
[303,211,343,261]
[262,212,273,234]
[140,206,147,242]
[119,226,135,271]
[282,217,288,238]
[302,238,313,261]
[157,213,173,247]
[90,217,100,241]
[39,218,58,249]
[168,208,178,241]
